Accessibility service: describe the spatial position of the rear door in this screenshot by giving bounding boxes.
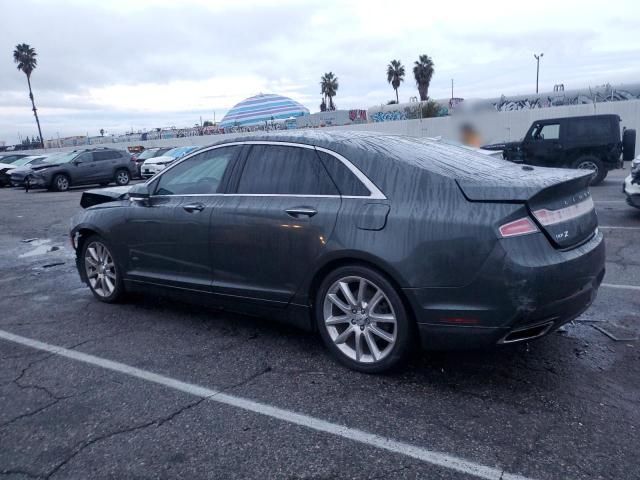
[92,150,120,181]
[122,146,239,290]
[209,143,341,305]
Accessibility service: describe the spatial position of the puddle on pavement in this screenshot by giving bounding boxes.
[18,238,63,258]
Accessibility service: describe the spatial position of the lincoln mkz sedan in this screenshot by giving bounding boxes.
[70,132,605,372]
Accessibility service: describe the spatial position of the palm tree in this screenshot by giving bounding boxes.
[13,44,44,148]
[386,59,405,104]
[100,128,105,136]
[413,54,435,101]
[320,72,339,111]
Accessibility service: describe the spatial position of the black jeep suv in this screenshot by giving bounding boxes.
[483,114,636,185]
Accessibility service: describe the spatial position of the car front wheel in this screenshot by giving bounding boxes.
[81,235,124,303]
[316,265,413,373]
[52,174,70,192]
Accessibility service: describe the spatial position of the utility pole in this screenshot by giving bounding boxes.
[451,79,454,100]
[534,53,544,94]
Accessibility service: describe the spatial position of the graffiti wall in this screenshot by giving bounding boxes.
[453,83,640,113]
[368,102,449,122]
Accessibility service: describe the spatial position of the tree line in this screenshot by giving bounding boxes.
[320,54,435,111]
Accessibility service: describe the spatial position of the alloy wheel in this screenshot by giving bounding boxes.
[84,241,117,298]
[322,276,397,363]
[116,170,129,185]
[56,176,69,191]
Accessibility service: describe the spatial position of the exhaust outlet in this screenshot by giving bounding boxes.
[499,321,555,344]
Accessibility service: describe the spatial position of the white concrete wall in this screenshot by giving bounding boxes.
[20,99,640,155]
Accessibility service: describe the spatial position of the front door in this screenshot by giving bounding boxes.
[523,122,562,166]
[209,144,341,305]
[122,146,238,291]
[70,152,96,183]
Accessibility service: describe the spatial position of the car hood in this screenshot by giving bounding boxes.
[80,185,133,209]
[481,141,521,151]
[0,162,16,170]
[144,155,174,165]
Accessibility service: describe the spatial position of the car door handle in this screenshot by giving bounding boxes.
[183,203,205,213]
[285,207,317,218]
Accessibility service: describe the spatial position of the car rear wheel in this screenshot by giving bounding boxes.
[316,265,413,373]
[573,155,606,186]
[114,169,130,186]
[52,174,70,192]
[81,235,124,303]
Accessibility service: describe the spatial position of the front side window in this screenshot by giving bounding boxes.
[534,124,560,140]
[237,145,338,195]
[154,147,234,195]
[74,152,93,163]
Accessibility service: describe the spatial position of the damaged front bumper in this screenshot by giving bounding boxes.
[623,173,640,209]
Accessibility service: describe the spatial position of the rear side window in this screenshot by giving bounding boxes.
[237,145,338,195]
[316,151,370,196]
[93,150,122,161]
[566,117,616,142]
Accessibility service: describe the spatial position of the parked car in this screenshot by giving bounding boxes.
[26,148,135,192]
[0,153,29,165]
[483,114,636,185]
[0,155,49,186]
[140,146,200,178]
[624,156,640,209]
[70,132,605,373]
[132,147,173,177]
[7,153,67,187]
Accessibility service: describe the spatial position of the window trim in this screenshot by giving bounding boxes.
[145,141,386,200]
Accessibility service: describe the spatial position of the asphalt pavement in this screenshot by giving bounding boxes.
[0,169,639,480]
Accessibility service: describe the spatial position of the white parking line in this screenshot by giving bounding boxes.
[602,283,640,292]
[0,329,534,480]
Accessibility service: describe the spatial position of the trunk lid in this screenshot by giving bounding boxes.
[457,166,597,249]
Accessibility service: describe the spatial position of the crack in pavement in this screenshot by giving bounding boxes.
[42,396,211,480]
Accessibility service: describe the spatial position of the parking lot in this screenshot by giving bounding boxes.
[0,168,638,480]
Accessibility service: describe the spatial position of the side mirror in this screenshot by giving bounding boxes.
[128,183,150,204]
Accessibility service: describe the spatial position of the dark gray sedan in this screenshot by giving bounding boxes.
[70,132,605,372]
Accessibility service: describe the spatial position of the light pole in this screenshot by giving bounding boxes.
[534,53,543,94]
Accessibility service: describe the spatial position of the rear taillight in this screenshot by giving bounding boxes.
[499,217,539,238]
[532,197,594,226]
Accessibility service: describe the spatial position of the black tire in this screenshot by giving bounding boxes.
[80,234,124,303]
[572,155,606,186]
[623,128,636,161]
[51,173,70,192]
[114,169,130,186]
[315,265,414,373]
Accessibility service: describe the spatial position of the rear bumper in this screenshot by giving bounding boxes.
[404,230,605,350]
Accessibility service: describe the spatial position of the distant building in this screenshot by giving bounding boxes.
[220,93,309,129]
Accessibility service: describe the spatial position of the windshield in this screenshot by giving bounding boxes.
[10,156,42,167]
[48,151,82,164]
[164,146,196,158]
[137,149,160,160]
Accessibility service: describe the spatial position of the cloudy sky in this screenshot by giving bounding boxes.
[1,0,639,143]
